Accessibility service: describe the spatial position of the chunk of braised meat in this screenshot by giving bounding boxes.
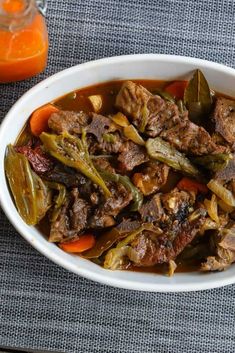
[69,188,91,231]
[49,199,72,242]
[118,141,149,171]
[215,155,235,181]
[89,182,132,229]
[86,113,124,154]
[48,110,90,135]
[139,194,165,223]
[201,221,235,271]
[132,161,169,195]
[160,120,225,156]
[93,156,115,173]
[115,81,158,123]
[49,188,90,242]
[161,189,195,221]
[86,113,117,141]
[116,219,141,233]
[95,132,124,154]
[15,144,53,173]
[139,189,195,224]
[44,162,101,204]
[44,163,87,188]
[116,81,225,156]
[212,97,235,147]
[129,208,206,266]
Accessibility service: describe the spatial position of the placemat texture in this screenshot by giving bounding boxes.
[1,0,235,352]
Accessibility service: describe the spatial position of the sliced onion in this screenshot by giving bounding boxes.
[124,124,145,146]
[207,179,235,207]
[88,95,103,112]
[168,260,177,277]
[204,194,219,224]
[111,112,130,127]
[218,199,235,213]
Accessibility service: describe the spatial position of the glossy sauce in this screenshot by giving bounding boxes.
[55,80,168,113]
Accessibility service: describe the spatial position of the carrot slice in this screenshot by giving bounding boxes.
[30,104,59,136]
[59,234,96,253]
[177,177,208,194]
[165,81,188,100]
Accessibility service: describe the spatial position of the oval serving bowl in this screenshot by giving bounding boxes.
[1,54,235,292]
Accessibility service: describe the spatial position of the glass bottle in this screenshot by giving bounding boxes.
[0,0,48,83]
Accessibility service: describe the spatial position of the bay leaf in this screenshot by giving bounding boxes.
[184,69,212,124]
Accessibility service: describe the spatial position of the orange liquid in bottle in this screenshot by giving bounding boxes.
[0,0,49,83]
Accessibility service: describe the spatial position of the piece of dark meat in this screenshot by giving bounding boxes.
[93,156,116,173]
[215,155,235,181]
[116,219,141,233]
[129,208,206,266]
[89,182,132,229]
[118,141,149,171]
[44,163,100,204]
[161,189,195,221]
[160,120,225,156]
[69,188,91,231]
[212,97,235,146]
[48,110,90,135]
[86,113,125,154]
[44,163,87,188]
[15,145,54,173]
[49,188,90,242]
[139,189,195,224]
[86,113,117,141]
[116,81,224,156]
[49,199,72,242]
[132,161,170,195]
[139,194,165,223]
[201,221,235,271]
[95,132,124,154]
[115,80,173,135]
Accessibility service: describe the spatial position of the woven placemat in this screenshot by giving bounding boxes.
[1,0,235,352]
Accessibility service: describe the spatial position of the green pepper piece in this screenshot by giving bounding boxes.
[45,181,67,222]
[193,153,233,172]
[116,223,161,248]
[5,145,52,225]
[146,137,201,178]
[98,169,143,211]
[40,131,111,198]
[83,228,124,259]
[102,133,117,143]
[5,145,37,225]
[176,99,187,114]
[33,171,52,222]
[153,89,175,103]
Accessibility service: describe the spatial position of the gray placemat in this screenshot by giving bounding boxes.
[1,0,235,352]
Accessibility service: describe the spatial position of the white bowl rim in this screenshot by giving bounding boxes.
[1,53,235,292]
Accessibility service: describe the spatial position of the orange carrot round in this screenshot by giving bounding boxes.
[59,234,96,253]
[165,81,188,100]
[30,104,59,136]
[177,177,208,194]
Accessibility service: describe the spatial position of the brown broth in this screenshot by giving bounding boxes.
[54,79,167,115]
[129,260,201,275]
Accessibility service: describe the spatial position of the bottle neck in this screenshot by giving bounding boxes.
[0,0,37,31]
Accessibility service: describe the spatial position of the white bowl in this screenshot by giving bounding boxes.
[1,54,235,292]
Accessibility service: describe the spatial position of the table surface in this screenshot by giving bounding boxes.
[1,1,235,352]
